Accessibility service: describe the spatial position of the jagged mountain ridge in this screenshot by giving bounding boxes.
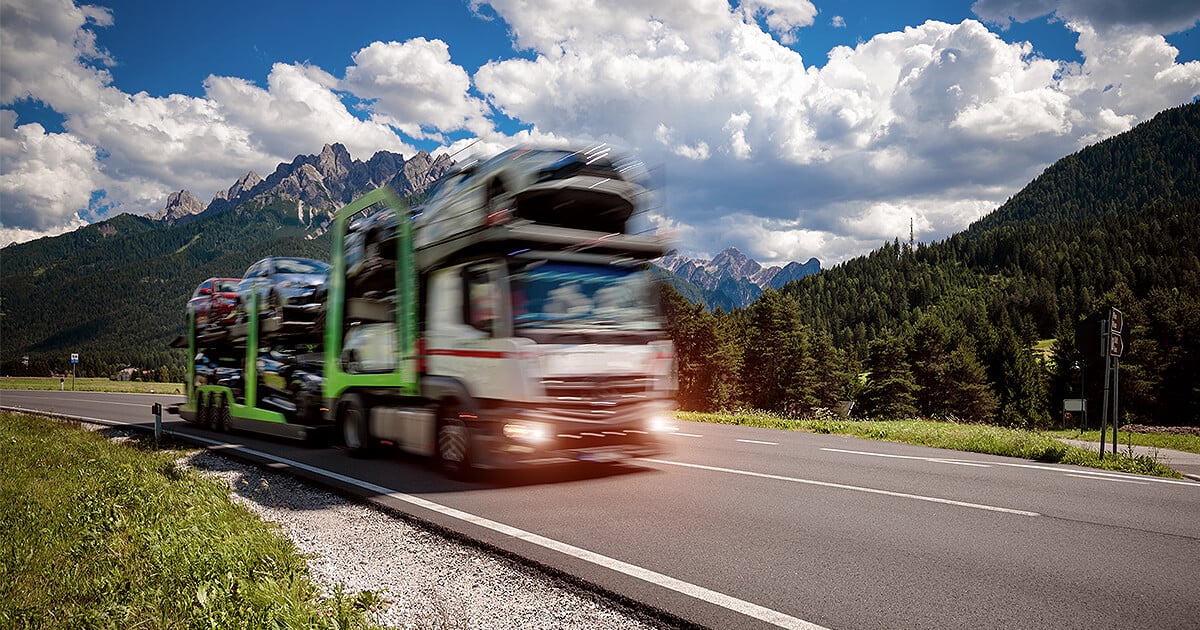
[658,247,822,310]
[156,143,454,234]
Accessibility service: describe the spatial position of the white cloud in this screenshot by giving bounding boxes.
[343,38,490,140]
[0,111,100,233]
[832,15,846,28]
[739,0,819,45]
[2,0,1198,270]
[473,2,1200,266]
[972,0,1200,34]
[204,62,414,165]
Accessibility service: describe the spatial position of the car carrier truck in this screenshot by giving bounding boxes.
[179,147,677,477]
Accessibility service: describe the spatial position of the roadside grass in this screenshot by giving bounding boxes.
[0,411,382,629]
[1045,428,1200,455]
[677,410,1184,479]
[0,376,183,395]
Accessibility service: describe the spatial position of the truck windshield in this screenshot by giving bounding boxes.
[510,261,659,331]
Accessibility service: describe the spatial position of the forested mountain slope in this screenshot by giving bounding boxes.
[664,101,1200,426]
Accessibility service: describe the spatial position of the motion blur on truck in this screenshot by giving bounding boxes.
[178,144,678,478]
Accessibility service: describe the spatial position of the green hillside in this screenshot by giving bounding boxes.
[2,199,327,379]
[663,102,1200,427]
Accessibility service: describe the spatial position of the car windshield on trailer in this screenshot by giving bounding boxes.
[275,258,329,274]
[509,261,659,331]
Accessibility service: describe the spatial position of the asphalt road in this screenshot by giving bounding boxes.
[4,389,1199,630]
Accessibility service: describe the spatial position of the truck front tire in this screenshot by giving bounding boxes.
[437,406,473,480]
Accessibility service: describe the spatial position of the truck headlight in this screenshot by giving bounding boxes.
[647,413,676,432]
[503,421,552,444]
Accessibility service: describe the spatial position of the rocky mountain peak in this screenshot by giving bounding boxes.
[315,143,352,180]
[656,247,822,310]
[212,171,263,204]
[151,189,205,223]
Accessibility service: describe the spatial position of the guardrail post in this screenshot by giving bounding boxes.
[151,402,162,446]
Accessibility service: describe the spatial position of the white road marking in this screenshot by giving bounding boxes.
[823,447,1200,487]
[672,432,704,438]
[737,439,779,446]
[1064,474,1150,485]
[645,458,1040,517]
[6,407,827,630]
[222,444,828,629]
[822,447,992,467]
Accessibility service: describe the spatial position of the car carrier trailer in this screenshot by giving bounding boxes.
[178,147,678,477]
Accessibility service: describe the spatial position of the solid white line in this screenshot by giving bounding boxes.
[822,447,992,467]
[737,439,779,446]
[221,446,828,629]
[1064,474,1150,485]
[645,459,1040,517]
[9,406,827,629]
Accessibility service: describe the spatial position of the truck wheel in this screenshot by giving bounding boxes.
[216,397,231,433]
[437,407,473,480]
[340,394,374,457]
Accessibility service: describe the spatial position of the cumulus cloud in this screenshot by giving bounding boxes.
[473,1,1200,264]
[0,110,100,235]
[972,0,1200,34]
[343,38,491,140]
[0,0,486,242]
[2,0,1198,269]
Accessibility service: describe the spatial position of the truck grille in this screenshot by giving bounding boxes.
[538,375,655,421]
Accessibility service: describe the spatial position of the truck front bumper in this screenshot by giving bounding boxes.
[467,404,673,469]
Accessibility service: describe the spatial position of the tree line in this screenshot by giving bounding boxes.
[662,197,1200,428]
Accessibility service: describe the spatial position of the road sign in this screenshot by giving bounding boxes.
[1108,333,1123,358]
[1109,307,1123,335]
[1063,399,1086,412]
[70,353,79,364]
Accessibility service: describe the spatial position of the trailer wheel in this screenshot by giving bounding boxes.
[196,394,210,429]
[436,406,473,480]
[339,394,374,457]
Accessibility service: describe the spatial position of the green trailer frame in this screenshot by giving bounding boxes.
[182,292,317,441]
[322,187,421,408]
[178,186,420,442]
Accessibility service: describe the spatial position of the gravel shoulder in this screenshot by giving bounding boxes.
[182,448,674,629]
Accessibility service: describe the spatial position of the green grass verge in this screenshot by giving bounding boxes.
[0,376,183,394]
[678,410,1184,479]
[1044,428,1200,455]
[0,411,382,629]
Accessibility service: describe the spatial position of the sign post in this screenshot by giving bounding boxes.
[70,353,79,392]
[1098,308,1122,456]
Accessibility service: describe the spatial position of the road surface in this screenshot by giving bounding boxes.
[4,389,1198,629]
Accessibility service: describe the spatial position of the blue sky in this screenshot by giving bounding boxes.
[3,0,1199,265]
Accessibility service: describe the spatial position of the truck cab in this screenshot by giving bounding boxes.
[326,146,677,477]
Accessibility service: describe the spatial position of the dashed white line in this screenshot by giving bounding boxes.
[645,458,1040,517]
[737,439,779,445]
[1064,474,1150,485]
[673,432,704,438]
[822,447,992,467]
[823,447,1200,487]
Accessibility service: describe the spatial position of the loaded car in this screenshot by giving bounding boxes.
[236,256,330,324]
[187,277,241,328]
[256,347,323,424]
[414,145,648,249]
[344,209,400,299]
